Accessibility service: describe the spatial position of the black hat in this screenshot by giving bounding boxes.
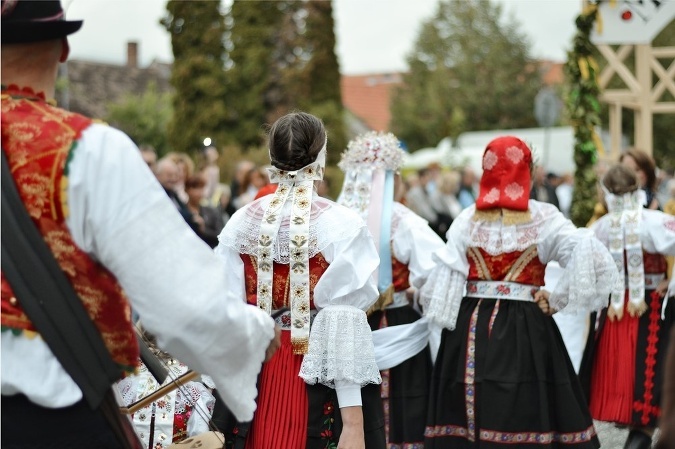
[2,0,83,44]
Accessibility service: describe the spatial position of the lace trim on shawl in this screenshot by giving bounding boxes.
[299,305,382,388]
[462,201,561,255]
[548,237,621,313]
[391,202,428,236]
[218,194,361,263]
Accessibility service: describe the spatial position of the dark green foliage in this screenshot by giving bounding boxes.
[161,1,228,155]
[224,1,285,149]
[390,0,542,151]
[564,3,601,227]
[105,82,172,156]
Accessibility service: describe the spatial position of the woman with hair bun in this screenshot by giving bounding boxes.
[215,112,385,449]
[589,164,675,449]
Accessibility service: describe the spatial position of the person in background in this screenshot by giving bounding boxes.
[430,170,463,239]
[166,152,194,205]
[457,166,478,209]
[530,165,560,209]
[421,136,620,449]
[140,144,158,173]
[214,183,233,227]
[337,131,445,449]
[621,148,661,210]
[405,167,439,230]
[230,160,255,209]
[233,166,268,209]
[200,146,221,207]
[1,2,279,446]
[185,175,225,248]
[588,164,675,449]
[215,112,385,449]
[156,157,198,232]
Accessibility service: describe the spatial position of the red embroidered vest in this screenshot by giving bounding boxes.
[241,253,330,310]
[466,246,546,285]
[392,256,411,292]
[1,85,139,373]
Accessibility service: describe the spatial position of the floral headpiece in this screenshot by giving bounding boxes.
[338,131,405,172]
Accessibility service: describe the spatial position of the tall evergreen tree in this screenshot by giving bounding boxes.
[391,0,542,151]
[224,1,286,149]
[161,1,227,155]
[294,0,346,164]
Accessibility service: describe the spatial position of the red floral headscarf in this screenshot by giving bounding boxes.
[475,136,532,211]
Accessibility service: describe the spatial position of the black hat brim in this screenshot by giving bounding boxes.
[2,20,83,44]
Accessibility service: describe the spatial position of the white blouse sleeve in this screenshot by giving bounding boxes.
[298,223,382,403]
[67,124,275,422]
[419,208,472,330]
[392,208,446,289]
[536,205,620,313]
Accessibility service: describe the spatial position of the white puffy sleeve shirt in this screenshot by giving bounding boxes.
[421,201,620,330]
[215,196,381,408]
[1,124,275,422]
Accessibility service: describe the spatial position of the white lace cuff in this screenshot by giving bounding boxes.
[299,305,381,388]
[420,264,466,330]
[549,237,620,313]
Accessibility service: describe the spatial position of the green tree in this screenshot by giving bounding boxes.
[105,82,172,156]
[293,1,346,163]
[224,1,287,149]
[391,0,542,151]
[161,1,227,155]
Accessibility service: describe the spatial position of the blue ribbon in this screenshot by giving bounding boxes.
[378,170,395,293]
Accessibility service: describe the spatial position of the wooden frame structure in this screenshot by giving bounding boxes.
[597,42,675,158]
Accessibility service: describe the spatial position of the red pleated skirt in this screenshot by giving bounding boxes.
[246,330,308,449]
[589,298,639,424]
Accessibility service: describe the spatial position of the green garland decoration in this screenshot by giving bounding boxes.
[564,1,604,227]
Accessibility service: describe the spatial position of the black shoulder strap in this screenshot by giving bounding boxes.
[1,149,120,409]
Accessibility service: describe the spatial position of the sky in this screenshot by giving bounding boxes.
[65,0,582,75]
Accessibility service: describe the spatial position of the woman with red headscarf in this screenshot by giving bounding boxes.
[420,136,621,449]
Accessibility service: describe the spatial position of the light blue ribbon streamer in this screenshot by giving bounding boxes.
[378,169,395,292]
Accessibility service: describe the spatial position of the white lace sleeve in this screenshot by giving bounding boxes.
[420,265,466,330]
[299,223,381,388]
[299,305,381,387]
[542,221,621,313]
[419,209,470,330]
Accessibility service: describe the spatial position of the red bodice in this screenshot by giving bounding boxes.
[466,246,546,285]
[241,253,330,310]
[0,85,139,373]
[392,256,411,292]
[643,251,667,275]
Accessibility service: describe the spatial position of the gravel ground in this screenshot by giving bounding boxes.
[595,420,660,448]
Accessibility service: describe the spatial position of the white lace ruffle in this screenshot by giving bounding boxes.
[549,237,621,313]
[420,264,466,330]
[463,201,562,255]
[299,305,381,388]
[218,195,361,263]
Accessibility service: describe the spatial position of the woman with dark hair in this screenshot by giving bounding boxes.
[185,175,224,248]
[621,148,661,210]
[420,136,620,449]
[215,112,385,449]
[589,164,675,449]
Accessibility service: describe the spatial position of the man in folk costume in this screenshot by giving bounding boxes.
[1,1,279,447]
[588,164,675,449]
[337,131,445,448]
[420,136,621,449]
[215,112,385,449]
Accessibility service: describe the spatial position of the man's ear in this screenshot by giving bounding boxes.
[59,38,70,63]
